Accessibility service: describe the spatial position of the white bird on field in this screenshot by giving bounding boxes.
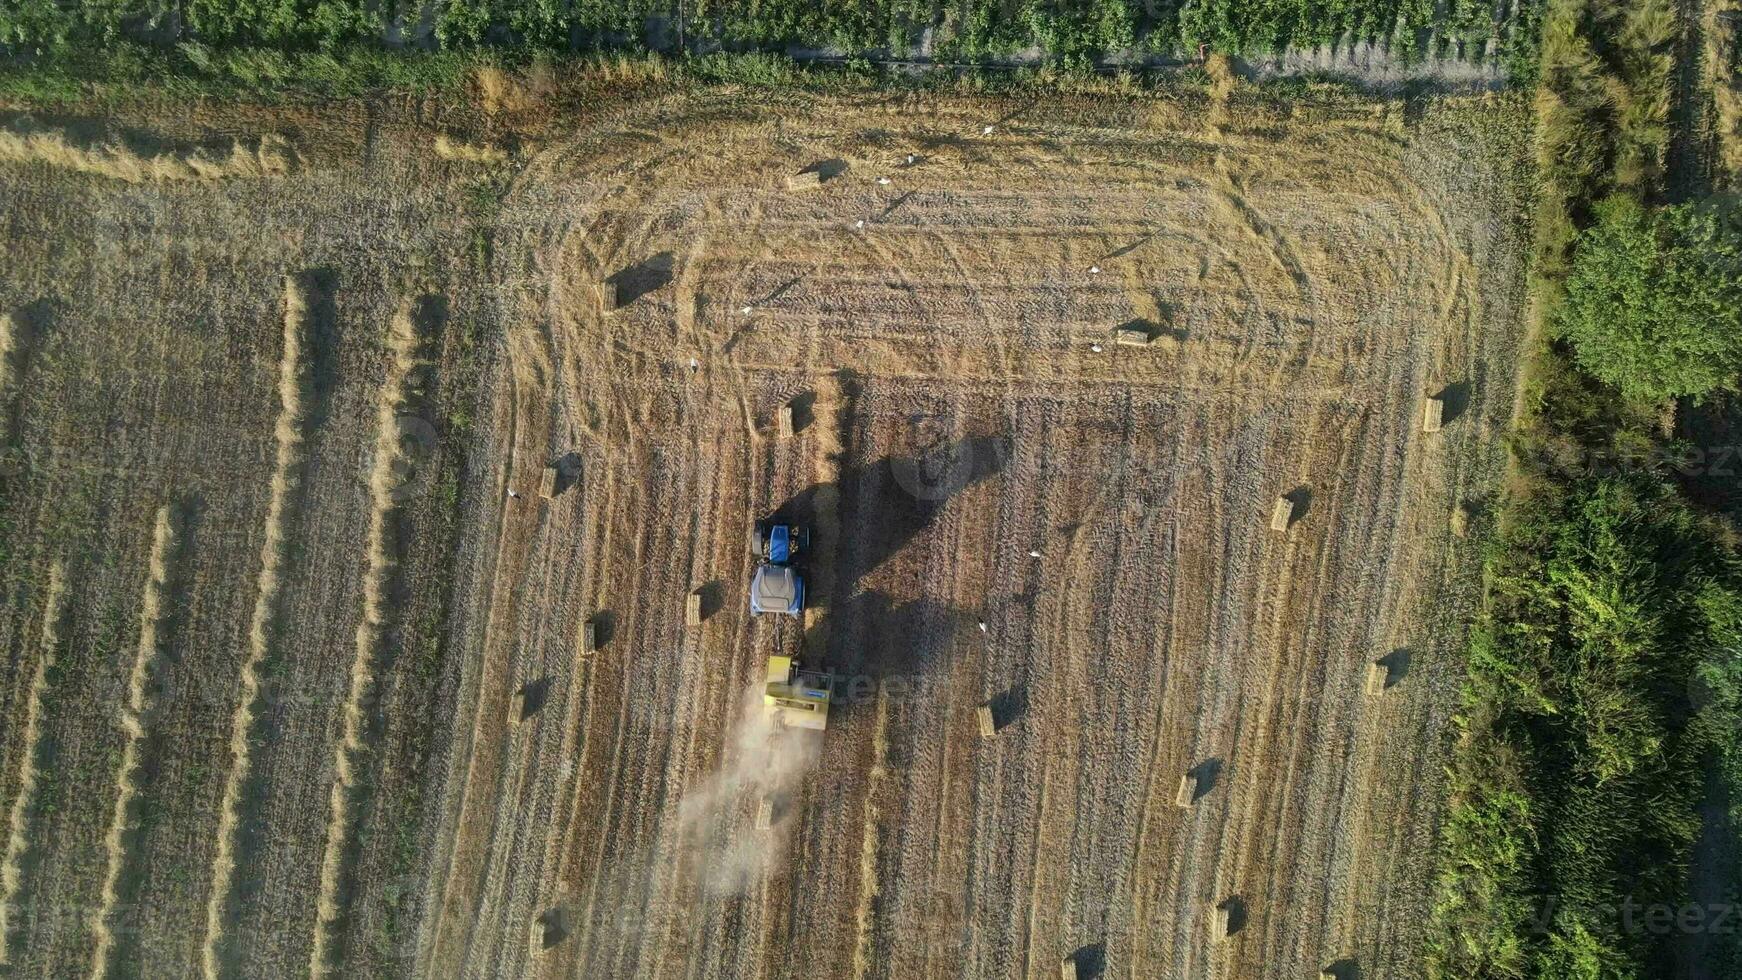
[1091,343,1104,352]
[855,219,865,228]
[741,306,754,315]
[1090,265,1101,274]
[877,176,891,185]
[982,125,995,135]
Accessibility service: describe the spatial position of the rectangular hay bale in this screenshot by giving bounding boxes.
[1423,396,1444,433]
[686,591,703,627]
[1366,660,1390,696]
[1270,496,1295,532]
[1114,327,1153,347]
[594,279,618,313]
[580,619,597,655]
[1060,960,1079,980]
[538,463,559,499]
[755,797,773,830]
[1213,904,1232,940]
[1175,772,1198,808]
[777,404,794,438]
[1450,504,1470,538]
[977,704,996,738]
[508,689,526,725]
[787,170,823,191]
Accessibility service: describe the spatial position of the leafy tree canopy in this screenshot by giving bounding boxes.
[1559,195,1742,402]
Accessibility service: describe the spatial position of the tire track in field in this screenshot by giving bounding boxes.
[470,442,603,979]
[665,379,778,980]
[639,404,735,978]
[546,457,628,968]
[962,396,1055,979]
[498,139,656,980]
[1049,395,1177,979]
[425,308,548,972]
[863,392,994,980]
[846,405,949,978]
[1223,404,1363,974]
[90,506,182,979]
[201,275,315,980]
[527,488,614,980]
[549,423,709,979]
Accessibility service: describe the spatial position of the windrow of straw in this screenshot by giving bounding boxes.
[309,298,426,977]
[0,129,298,183]
[201,276,312,980]
[89,506,181,979]
[0,562,67,967]
[434,134,509,166]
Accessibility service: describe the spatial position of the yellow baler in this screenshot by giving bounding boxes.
[763,655,832,731]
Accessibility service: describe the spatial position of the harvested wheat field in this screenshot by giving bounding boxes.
[0,78,1531,979]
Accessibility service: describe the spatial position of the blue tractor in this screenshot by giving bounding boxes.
[749,520,808,616]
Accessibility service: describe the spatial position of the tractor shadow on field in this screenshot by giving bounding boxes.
[1324,959,1362,980]
[822,593,989,753]
[771,434,1009,615]
[610,251,674,307]
[792,435,1011,737]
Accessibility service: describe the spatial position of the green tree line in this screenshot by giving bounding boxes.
[0,0,1531,67]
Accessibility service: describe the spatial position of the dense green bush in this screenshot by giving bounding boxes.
[1558,196,1742,403]
[1428,476,1742,979]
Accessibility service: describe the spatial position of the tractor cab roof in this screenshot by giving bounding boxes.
[750,563,802,615]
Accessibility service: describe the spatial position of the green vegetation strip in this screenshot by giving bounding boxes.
[2,0,1537,79]
[1425,0,1742,976]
